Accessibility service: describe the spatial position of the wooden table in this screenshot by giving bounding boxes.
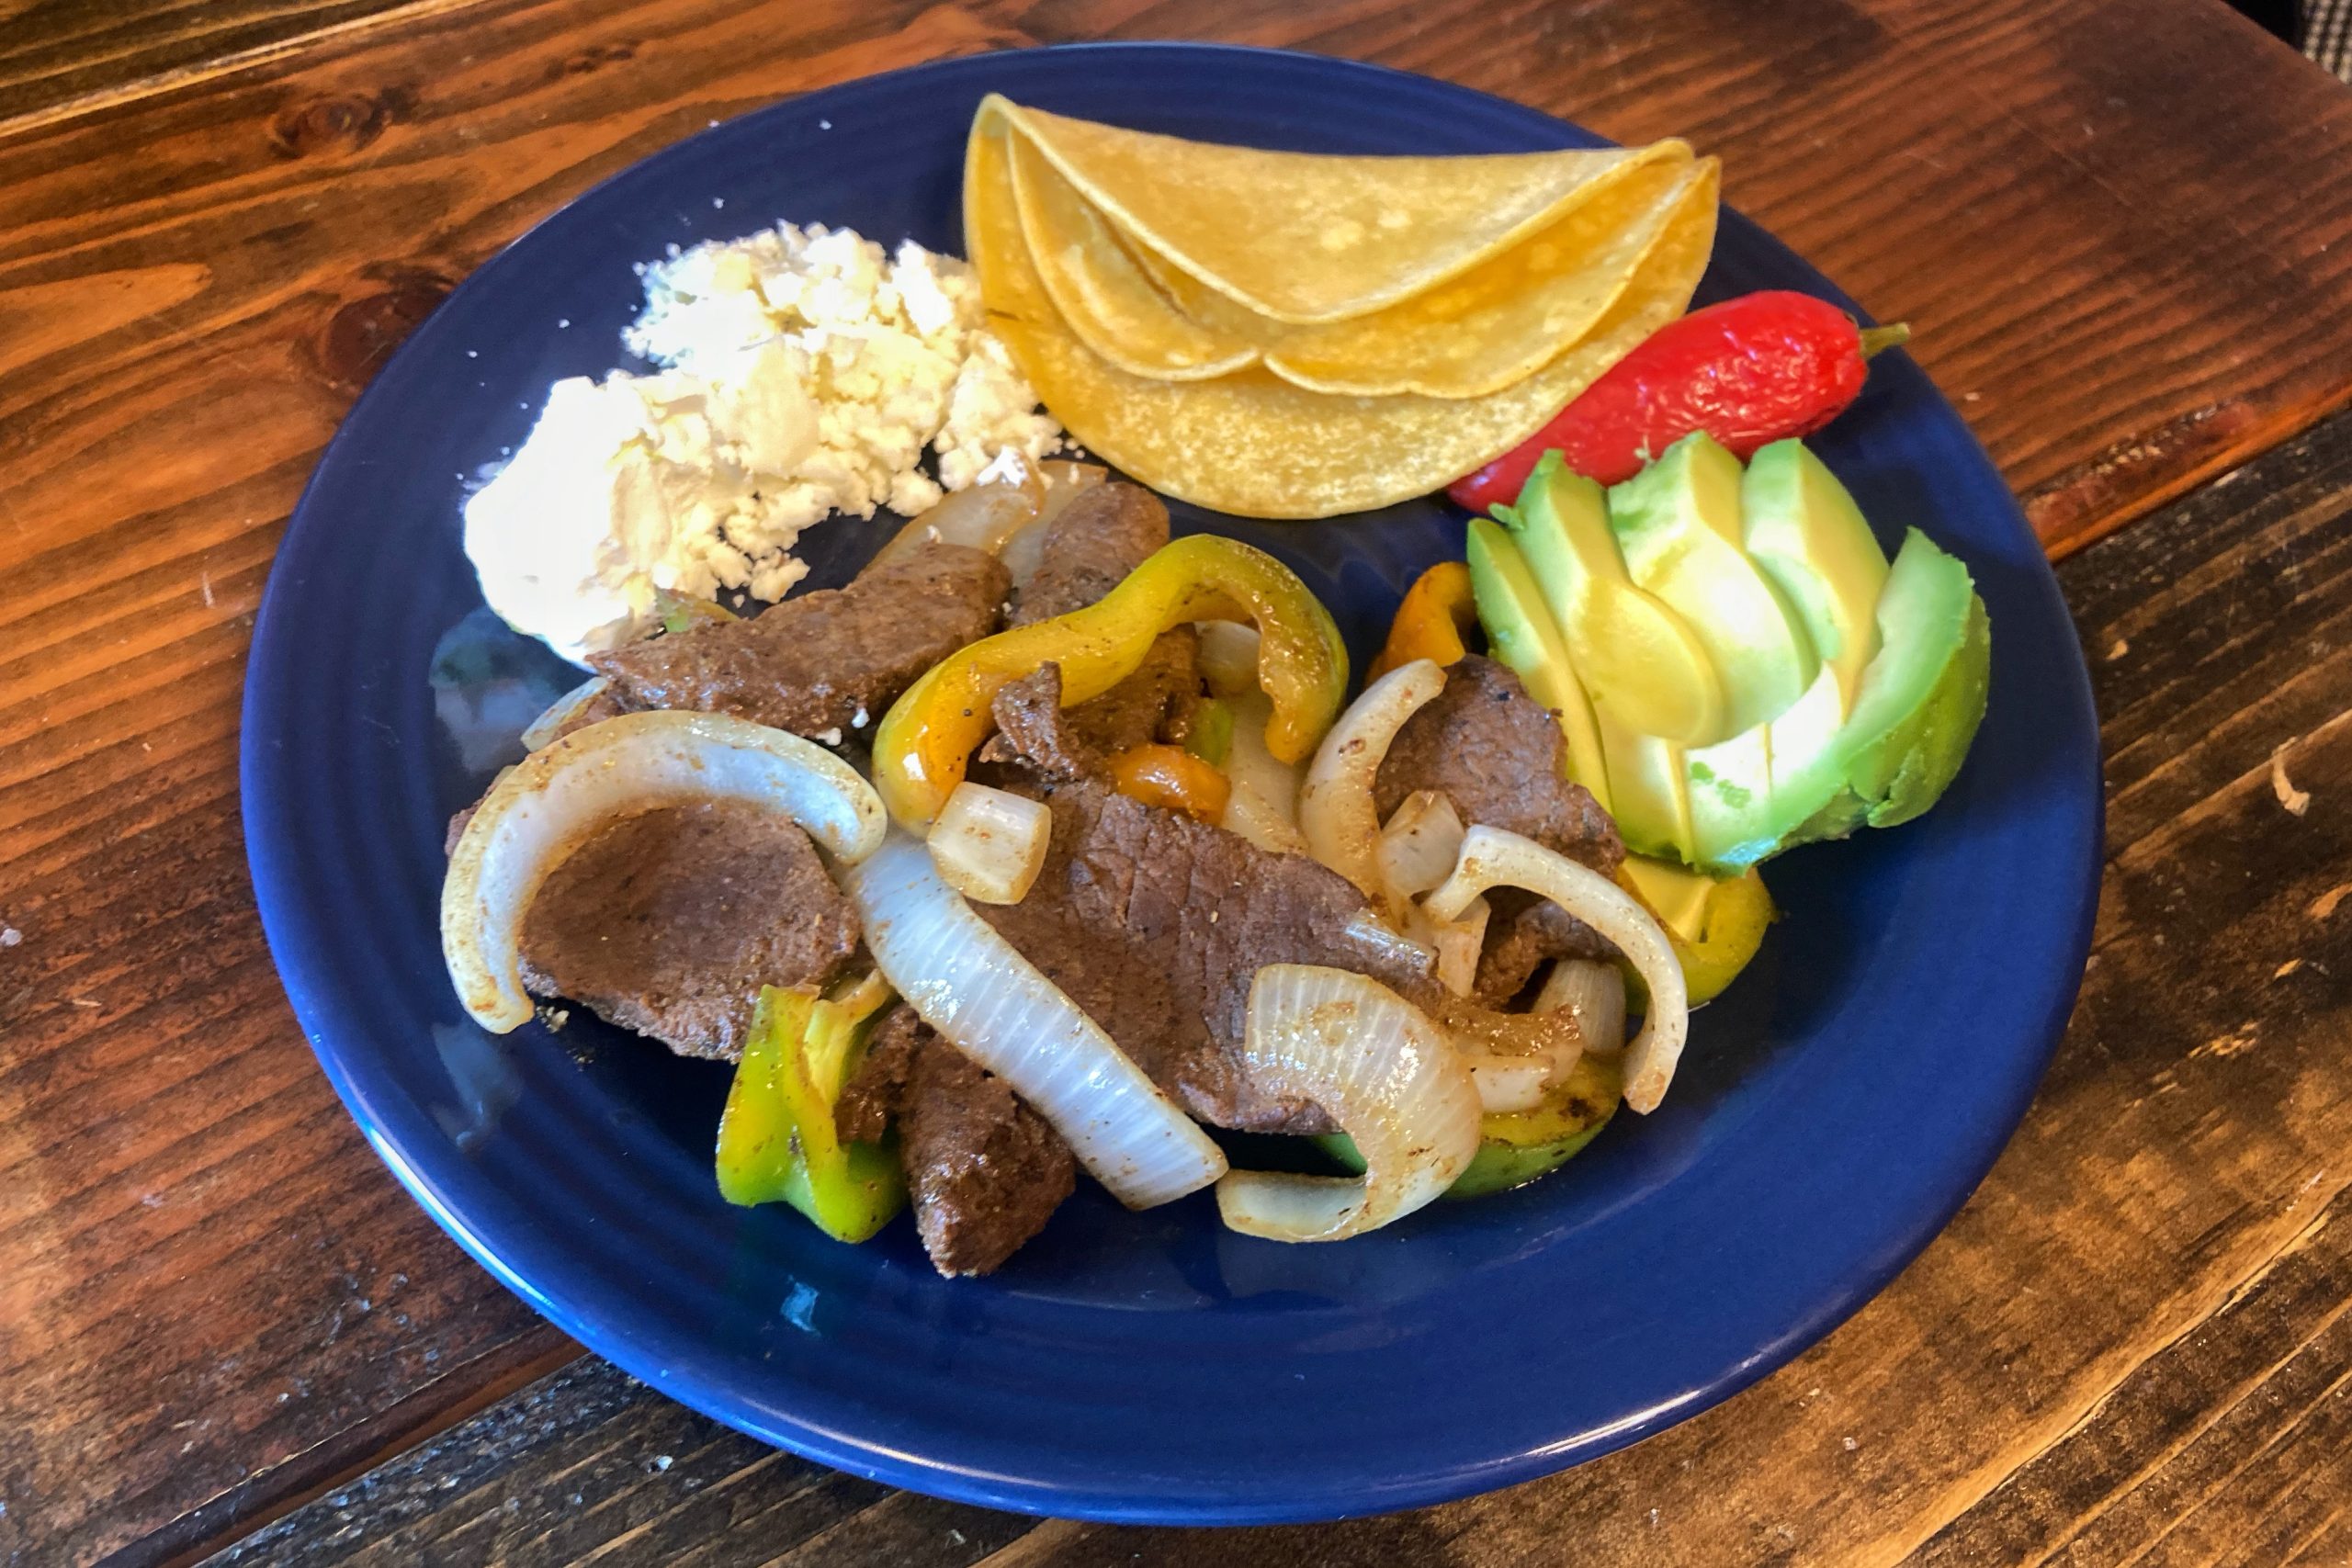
[4,1,2350,1562]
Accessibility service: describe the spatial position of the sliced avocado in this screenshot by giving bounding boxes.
[1681,662,1849,865]
[1467,515,1611,806]
[1610,433,1820,739]
[1683,714,1773,870]
[1856,589,1991,824]
[1509,453,1728,746]
[1786,583,1992,847]
[1596,705,1694,863]
[1689,528,1990,871]
[1741,440,1892,711]
[1619,853,1713,939]
[1317,1050,1623,1200]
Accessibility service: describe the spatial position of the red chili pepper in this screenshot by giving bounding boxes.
[1448,291,1910,513]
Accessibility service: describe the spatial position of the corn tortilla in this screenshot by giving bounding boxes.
[1108,152,1712,399]
[1008,116,1708,399]
[1265,157,1716,398]
[987,96,1664,325]
[985,175,1721,518]
[1007,126,1260,381]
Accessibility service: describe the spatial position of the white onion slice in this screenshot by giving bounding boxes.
[1338,908,1437,973]
[443,711,887,1033]
[1430,894,1489,998]
[1378,791,1467,900]
[1193,620,1266,699]
[865,480,1037,574]
[926,781,1050,905]
[518,676,612,752]
[1000,460,1108,589]
[1537,959,1626,1060]
[1461,957,1625,1114]
[1219,688,1308,856]
[1464,1050,1550,1113]
[1300,660,1446,917]
[842,832,1227,1209]
[1216,964,1480,1242]
[1426,827,1688,1114]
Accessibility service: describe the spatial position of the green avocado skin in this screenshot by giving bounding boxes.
[1695,527,1992,871]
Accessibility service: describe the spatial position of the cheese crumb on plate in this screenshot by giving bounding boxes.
[465,223,1063,664]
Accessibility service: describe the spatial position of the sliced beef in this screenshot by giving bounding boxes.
[1069,626,1199,752]
[833,1004,918,1145]
[589,542,1010,738]
[515,800,859,1061]
[978,482,1197,786]
[835,1007,1075,1277]
[977,784,1433,1134]
[1374,655,1623,873]
[1373,655,1626,999]
[1012,483,1170,626]
[984,664,1100,784]
[1473,895,1619,1008]
[978,630,1201,784]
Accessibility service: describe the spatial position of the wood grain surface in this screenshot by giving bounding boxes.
[1,0,2348,1562]
[199,407,2352,1568]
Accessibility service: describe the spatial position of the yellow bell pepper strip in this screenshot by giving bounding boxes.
[716,975,904,1243]
[1617,856,1776,1006]
[873,534,1349,828]
[1107,743,1232,823]
[1368,560,1478,681]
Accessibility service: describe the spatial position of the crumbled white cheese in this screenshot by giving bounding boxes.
[934,332,1067,492]
[468,222,1062,663]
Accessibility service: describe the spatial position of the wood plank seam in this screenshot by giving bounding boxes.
[1984,1193,2352,1567]
[141,1333,581,1568]
[2122,1360,2352,1568]
[563,1451,819,1567]
[1877,1172,2352,1566]
[0,0,496,144]
[972,1517,1087,1568]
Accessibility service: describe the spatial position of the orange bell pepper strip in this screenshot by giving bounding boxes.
[1106,744,1232,823]
[1368,561,1479,680]
[872,535,1349,829]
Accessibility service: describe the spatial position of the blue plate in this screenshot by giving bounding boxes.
[243,44,2100,1523]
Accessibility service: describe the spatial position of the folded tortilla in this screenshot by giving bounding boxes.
[970,124,1722,518]
[988,96,1664,325]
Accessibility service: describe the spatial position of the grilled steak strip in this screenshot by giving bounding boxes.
[835,1007,1075,1277]
[516,800,859,1061]
[977,784,1434,1134]
[1012,483,1170,626]
[588,541,1011,739]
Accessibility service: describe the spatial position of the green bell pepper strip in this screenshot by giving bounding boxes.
[871,535,1349,829]
[716,976,904,1243]
[1183,695,1236,769]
